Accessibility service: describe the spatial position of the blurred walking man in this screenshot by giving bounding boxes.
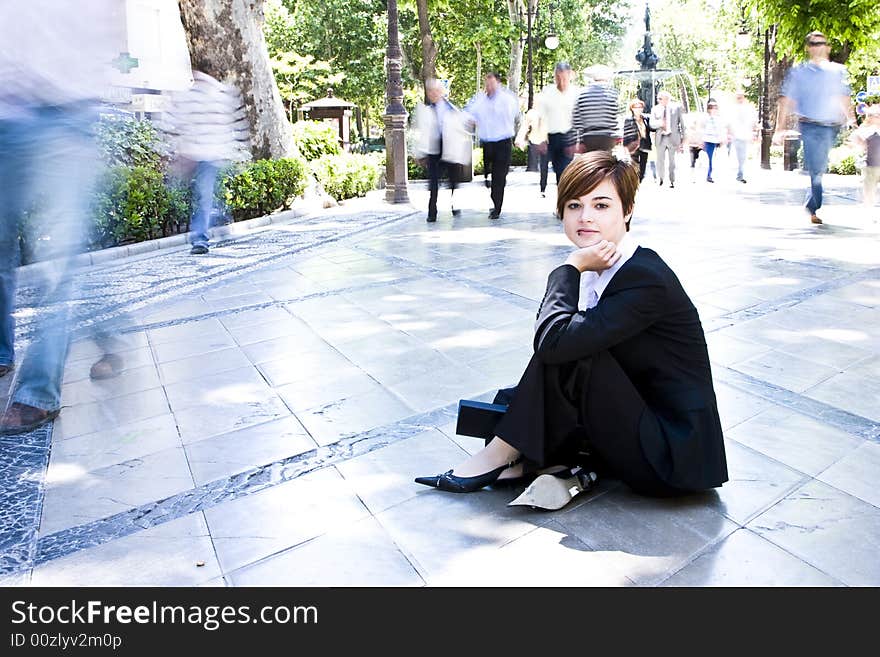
[466,73,521,220]
[729,91,757,183]
[537,61,580,183]
[651,90,685,188]
[570,64,619,154]
[774,31,856,224]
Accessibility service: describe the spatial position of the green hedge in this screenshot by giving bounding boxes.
[90,166,190,248]
[222,158,309,220]
[511,145,528,166]
[291,120,342,161]
[311,153,382,201]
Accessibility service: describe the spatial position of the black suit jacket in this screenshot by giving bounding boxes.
[534,247,727,490]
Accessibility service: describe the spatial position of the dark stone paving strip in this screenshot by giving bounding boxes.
[27,403,460,572]
[715,366,880,442]
[0,427,52,575]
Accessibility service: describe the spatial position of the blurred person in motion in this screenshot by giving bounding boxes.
[622,98,652,181]
[570,64,619,154]
[850,103,880,221]
[537,61,580,184]
[651,90,685,188]
[702,99,728,183]
[0,0,123,434]
[515,97,549,196]
[465,72,520,220]
[683,108,705,182]
[412,78,470,221]
[729,90,758,183]
[774,31,856,224]
[158,70,251,254]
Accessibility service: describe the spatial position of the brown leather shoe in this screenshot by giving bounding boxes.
[0,363,12,378]
[89,353,123,380]
[0,402,60,435]
[810,214,823,224]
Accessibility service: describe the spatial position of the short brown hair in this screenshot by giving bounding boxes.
[556,151,641,230]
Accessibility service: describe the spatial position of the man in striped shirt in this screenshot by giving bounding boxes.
[570,65,620,154]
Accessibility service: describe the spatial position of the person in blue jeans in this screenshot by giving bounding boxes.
[159,71,251,254]
[701,100,727,183]
[774,31,856,224]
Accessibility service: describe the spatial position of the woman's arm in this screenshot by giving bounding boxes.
[534,263,667,364]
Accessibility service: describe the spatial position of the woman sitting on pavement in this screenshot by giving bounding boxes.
[415,150,728,509]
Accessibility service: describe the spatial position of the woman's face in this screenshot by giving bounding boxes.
[562,178,629,249]
[631,104,644,116]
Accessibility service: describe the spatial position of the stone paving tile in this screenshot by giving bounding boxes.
[660,528,843,586]
[240,332,330,364]
[217,306,295,330]
[52,387,170,441]
[227,516,423,587]
[724,406,865,477]
[335,430,471,515]
[60,364,162,406]
[428,520,635,587]
[274,365,379,413]
[374,484,548,584]
[732,349,841,394]
[205,467,370,574]
[47,413,180,474]
[748,480,880,586]
[826,279,880,308]
[185,416,316,487]
[40,446,195,535]
[386,363,489,414]
[173,394,291,445]
[224,317,314,347]
[553,487,739,586]
[803,370,880,423]
[63,345,155,385]
[255,349,363,388]
[147,318,230,346]
[163,366,273,414]
[157,346,253,386]
[295,386,415,446]
[711,381,773,431]
[66,332,150,363]
[816,441,880,509]
[150,332,238,364]
[707,439,808,525]
[31,513,220,586]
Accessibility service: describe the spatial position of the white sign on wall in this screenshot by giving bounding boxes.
[867,75,880,94]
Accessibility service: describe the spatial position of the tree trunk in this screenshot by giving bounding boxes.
[178,0,293,160]
[506,0,524,96]
[475,41,482,96]
[415,0,438,88]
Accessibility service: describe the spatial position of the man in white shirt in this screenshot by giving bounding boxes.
[729,91,757,183]
[465,72,520,219]
[537,61,580,185]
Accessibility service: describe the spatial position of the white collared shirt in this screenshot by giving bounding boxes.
[537,83,580,134]
[583,233,640,309]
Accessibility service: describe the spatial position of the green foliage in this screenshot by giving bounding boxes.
[221,158,309,220]
[291,120,342,161]
[311,153,382,200]
[511,145,528,166]
[472,148,485,175]
[90,166,182,248]
[748,0,880,63]
[95,114,167,169]
[828,146,858,175]
[408,156,428,180]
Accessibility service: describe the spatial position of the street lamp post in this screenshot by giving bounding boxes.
[383,0,409,203]
[760,27,772,169]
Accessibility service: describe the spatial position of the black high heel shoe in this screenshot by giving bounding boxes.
[415,458,522,493]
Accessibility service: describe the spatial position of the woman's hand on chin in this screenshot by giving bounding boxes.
[565,240,621,273]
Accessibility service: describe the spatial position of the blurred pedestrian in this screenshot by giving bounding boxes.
[0,0,122,433]
[702,99,728,183]
[729,90,758,183]
[465,73,520,220]
[537,61,580,183]
[651,90,685,188]
[159,70,251,253]
[570,65,619,154]
[683,109,705,182]
[413,78,470,221]
[850,104,880,219]
[774,31,856,224]
[515,97,549,196]
[622,98,652,180]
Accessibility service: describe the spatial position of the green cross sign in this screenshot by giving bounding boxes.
[112,52,140,74]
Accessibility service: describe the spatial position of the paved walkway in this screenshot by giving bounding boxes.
[2,151,879,586]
